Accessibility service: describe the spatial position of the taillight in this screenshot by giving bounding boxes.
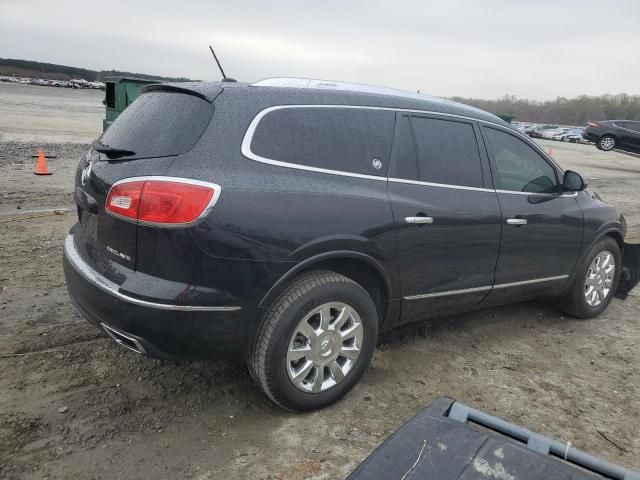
[106,180,144,220]
[587,121,600,128]
[106,177,220,226]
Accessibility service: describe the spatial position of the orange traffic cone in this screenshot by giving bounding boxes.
[547,146,553,157]
[33,149,52,175]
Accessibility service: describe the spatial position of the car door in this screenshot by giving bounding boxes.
[480,125,583,303]
[388,113,502,323]
[617,121,640,153]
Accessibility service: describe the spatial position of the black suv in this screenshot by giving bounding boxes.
[583,120,640,154]
[63,78,639,411]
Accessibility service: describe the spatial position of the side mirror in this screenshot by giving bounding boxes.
[563,170,586,192]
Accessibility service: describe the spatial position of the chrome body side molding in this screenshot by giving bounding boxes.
[403,275,569,300]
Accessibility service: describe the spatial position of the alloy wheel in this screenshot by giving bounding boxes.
[584,251,615,307]
[286,302,363,393]
[600,137,615,151]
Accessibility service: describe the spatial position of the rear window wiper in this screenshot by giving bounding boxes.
[92,140,136,158]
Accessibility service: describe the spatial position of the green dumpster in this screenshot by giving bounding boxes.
[103,76,158,131]
[496,113,516,124]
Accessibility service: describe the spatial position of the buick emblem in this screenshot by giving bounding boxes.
[372,158,383,170]
[81,160,92,186]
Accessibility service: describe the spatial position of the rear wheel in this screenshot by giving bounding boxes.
[560,237,621,318]
[249,270,378,411]
[598,135,616,151]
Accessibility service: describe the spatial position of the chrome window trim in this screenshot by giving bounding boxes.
[64,235,242,312]
[403,275,569,300]
[388,177,494,193]
[105,176,222,228]
[241,104,564,194]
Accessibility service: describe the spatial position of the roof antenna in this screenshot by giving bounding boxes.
[209,45,236,82]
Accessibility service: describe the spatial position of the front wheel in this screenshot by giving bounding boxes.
[560,237,621,318]
[598,135,616,151]
[249,270,378,411]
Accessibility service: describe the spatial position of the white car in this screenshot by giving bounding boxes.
[541,129,563,139]
[551,129,573,140]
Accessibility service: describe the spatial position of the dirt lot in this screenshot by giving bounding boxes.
[1,85,639,479]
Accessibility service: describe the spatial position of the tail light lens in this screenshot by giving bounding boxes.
[106,177,220,226]
[587,121,600,128]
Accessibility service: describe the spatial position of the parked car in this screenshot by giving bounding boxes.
[529,124,559,138]
[558,127,585,142]
[583,120,640,153]
[543,128,569,140]
[63,78,639,411]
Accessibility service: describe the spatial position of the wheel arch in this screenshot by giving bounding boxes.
[605,229,624,252]
[258,251,393,326]
[580,227,625,266]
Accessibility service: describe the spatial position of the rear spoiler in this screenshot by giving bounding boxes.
[143,83,223,103]
[615,242,640,299]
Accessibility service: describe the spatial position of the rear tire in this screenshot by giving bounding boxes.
[249,270,378,411]
[598,135,616,151]
[560,237,621,319]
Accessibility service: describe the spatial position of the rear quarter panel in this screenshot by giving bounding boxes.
[157,88,397,308]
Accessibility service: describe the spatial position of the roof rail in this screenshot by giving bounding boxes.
[252,77,454,104]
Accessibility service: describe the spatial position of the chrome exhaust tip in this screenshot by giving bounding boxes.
[101,323,146,355]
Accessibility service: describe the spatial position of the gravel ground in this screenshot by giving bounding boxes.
[0,85,639,479]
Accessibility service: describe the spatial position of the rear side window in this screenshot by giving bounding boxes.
[250,107,395,176]
[100,91,213,159]
[483,127,558,194]
[618,121,640,132]
[409,116,484,188]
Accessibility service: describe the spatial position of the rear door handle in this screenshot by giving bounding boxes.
[405,216,434,225]
[506,218,527,226]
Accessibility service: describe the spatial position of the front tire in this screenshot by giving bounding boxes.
[249,271,378,411]
[561,237,621,319]
[598,135,616,151]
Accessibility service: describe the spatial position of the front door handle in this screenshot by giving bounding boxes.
[506,218,527,226]
[405,216,434,225]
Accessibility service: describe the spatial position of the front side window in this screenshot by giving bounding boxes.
[409,116,484,188]
[483,127,558,194]
[250,107,395,176]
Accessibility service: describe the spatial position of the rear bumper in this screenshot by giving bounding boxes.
[582,131,599,142]
[63,234,253,360]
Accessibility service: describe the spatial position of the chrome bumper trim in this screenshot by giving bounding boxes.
[64,234,242,312]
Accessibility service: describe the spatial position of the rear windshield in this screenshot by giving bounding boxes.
[99,91,213,159]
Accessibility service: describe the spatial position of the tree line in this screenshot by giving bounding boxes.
[3,58,638,125]
[0,58,191,83]
[451,94,640,126]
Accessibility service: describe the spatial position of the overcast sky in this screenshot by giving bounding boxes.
[1,0,638,100]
